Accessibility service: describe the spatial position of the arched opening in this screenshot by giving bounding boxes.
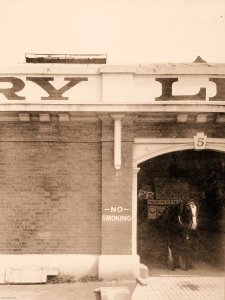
[137,150,225,275]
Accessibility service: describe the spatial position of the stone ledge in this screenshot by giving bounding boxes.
[95,287,131,300]
[99,255,140,280]
[3,267,58,284]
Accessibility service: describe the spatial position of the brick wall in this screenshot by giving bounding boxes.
[4,116,223,256]
[134,122,225,138]
[0,121,102,254]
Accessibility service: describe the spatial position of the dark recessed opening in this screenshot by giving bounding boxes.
[138,150,225,276]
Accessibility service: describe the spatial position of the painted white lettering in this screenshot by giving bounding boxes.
[102,215,132,222]
[110,206,126,213]
[111,207,117,213]
[117,206,123,213]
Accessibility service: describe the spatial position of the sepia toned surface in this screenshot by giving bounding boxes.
[0,1,225,299]
[0,63,224,282]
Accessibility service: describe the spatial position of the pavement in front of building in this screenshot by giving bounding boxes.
[0,280,136,300]
[132,277,225,300]
[0,277,224,300]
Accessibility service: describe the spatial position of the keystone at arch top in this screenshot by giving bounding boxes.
[0,76,225,101]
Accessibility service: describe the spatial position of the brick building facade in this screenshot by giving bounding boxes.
[0,60,224,282]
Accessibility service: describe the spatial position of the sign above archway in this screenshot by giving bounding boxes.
[0,76,224,102]
[0,64,224,108]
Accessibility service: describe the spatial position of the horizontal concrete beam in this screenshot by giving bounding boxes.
[1,103,225,113]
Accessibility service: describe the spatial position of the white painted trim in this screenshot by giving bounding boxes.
[134,138,193,144]
[2,103,225,113]
[134,137,225,145]
[135,144,194,165]
[206,144,225,152]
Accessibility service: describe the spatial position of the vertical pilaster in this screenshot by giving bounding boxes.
[98,113,132,254]
[98,113,139,279]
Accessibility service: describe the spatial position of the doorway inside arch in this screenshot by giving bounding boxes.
[137,150,225,276]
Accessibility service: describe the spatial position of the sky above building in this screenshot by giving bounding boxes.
[0,0,225,65]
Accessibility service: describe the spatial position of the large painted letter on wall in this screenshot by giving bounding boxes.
[0,77,25,100]
[155,78,206,101]
[26,77,88,100]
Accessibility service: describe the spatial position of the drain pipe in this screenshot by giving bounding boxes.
[111,114,124,169]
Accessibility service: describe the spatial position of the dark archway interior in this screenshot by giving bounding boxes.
[137,150,225,275]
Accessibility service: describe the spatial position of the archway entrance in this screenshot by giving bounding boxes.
[137,150,225,275]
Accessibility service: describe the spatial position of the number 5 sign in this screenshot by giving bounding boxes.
[194,132,207,150]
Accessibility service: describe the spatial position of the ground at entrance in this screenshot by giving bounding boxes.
[147,262,225,277]
[132,277,225,300]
